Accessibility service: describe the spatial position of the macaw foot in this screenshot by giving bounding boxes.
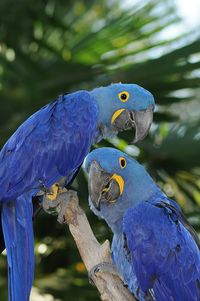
[42,184,67,215]
[89,262,119,285]
[46,183,65,201]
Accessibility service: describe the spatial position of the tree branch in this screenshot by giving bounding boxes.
[43,190,136,301]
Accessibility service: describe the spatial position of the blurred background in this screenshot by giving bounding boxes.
[0,0,200,300]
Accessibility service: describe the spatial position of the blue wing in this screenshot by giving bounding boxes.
[123,198,200,301]
[0,91,98,201]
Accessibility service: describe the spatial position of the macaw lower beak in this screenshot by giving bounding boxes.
[88,161,121,211]
[111,105,153,143]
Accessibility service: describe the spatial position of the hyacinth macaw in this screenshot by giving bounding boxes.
[0,84,155,301]
[85,147,200,301]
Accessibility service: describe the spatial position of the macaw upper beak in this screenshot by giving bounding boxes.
[88,161,121,211]
[111,105,153,143]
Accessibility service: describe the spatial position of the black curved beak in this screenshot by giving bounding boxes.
[132,106,154,143]
[112,105,153,143]
[88,161,120,210]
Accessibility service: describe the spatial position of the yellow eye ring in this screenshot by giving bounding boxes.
[118,91,129,102]
[119,157,126,168]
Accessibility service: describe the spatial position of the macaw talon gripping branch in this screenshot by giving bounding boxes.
[46,183,60,201]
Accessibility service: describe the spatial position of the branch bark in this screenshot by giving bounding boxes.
[43,190,136,301]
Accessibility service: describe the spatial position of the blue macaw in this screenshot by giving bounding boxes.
[85,147,200,301]
[0,84,155,301]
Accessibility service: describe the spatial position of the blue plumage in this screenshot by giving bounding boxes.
[85,147,200,301]
[0,92,98,200]
[0,84,155,300]
[124,199,200,301]
[1,91,98,301]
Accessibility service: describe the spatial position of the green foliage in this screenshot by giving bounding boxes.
[0,0,200,300]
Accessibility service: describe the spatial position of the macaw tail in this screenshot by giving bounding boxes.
[1,193,34,301]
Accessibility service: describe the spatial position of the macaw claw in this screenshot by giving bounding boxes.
[88,262,119,285]
[42,188,77,220]
[46,183,59,201]
[46,183,66,201]
[42,185,67,215]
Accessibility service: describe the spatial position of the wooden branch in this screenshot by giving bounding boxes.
[44,190,136,301]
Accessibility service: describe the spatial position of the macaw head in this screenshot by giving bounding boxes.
[85,147,159,230]
[90,83,155,143]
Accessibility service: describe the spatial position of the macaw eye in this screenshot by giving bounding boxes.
[118,91,129,102]
[119,157,126,168]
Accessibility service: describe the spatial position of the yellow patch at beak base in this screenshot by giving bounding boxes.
[111,173,124,195]
[111,109,125,124]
